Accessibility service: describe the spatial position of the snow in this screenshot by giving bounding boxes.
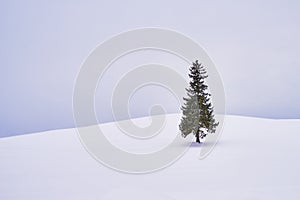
[1,114,300,199]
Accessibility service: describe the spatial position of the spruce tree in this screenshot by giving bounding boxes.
[179,60,219,143]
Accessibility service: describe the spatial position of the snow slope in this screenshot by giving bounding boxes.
[1,114,300,200]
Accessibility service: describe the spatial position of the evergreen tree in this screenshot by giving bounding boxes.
[179,60,219,143]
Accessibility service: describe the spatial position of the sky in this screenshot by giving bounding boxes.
[1,0,300,137]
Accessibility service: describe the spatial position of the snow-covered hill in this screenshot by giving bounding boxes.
[1,114,300,199]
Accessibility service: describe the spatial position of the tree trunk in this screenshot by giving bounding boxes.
[195,130,201,143]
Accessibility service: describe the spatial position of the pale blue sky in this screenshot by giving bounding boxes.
[1,0,300,137]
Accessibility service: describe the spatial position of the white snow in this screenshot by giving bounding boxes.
[1,114,300,200]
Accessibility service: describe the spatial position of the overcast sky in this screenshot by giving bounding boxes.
[1,0,300,137]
